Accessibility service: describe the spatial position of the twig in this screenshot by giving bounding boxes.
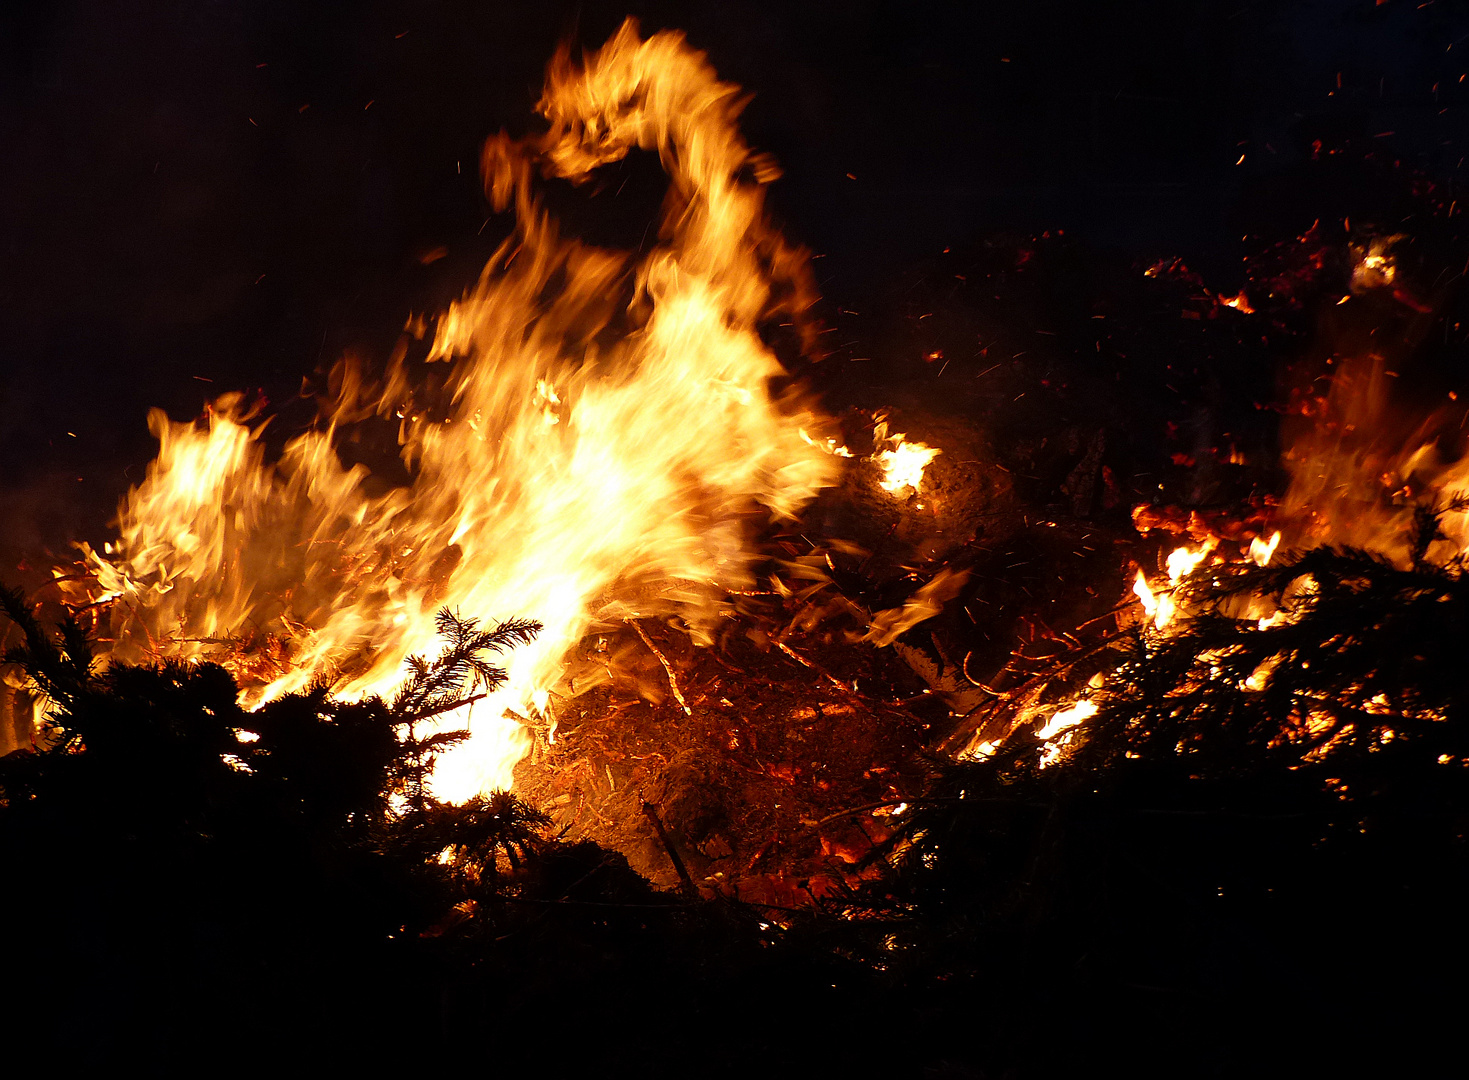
[59,599,117,616]
[630,619,691,714]
[641,799,698,899]
[709,651,749,675]
[961,650,1005,692]
[770,637,854,696]
[811,795,1047,829]
[406,693,486,723]
[1075,600,1137,633]
[812,796,967,828]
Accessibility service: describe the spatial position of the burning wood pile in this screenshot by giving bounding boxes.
[4,20,980,899]
[4,17,1469,1076]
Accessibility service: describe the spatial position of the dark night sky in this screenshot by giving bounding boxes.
[2,0,1467,555]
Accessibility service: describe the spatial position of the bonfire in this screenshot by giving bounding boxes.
[4,12,1469,1077]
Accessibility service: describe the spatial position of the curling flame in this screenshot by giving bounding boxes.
[76,21,842,799]
[859,567,969,647]
[800,429,854,458]
[1249,530,1281,567]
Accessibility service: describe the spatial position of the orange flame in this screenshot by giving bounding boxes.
[76,21,842,799]
[1278,352,1469,564]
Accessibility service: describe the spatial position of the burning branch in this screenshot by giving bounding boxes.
[630,619,691,715]
[770,636,861,699]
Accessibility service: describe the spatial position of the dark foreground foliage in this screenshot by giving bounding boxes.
[3,550,1468,1077]
[0,592,877,1075]
[849,542,1469,1078]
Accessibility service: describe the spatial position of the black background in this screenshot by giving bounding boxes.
[3,0,1467,554]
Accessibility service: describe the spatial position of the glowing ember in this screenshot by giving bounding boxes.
[965,739,999,761]
[1350,238,1398,291]
[70,21,844,799]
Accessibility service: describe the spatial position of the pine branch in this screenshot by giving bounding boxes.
[387,608,541,809]
[1,586,97,743]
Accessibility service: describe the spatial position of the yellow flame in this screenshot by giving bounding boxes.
[1165,540,1215,584]
[1035,698,1098,742]
[76,21,843,800]
[1132,570,1158,618]
[965,739,999,761]
[799,428,854,458]
[1249,531,1281,567]
[1036,698,1098,767]
[859,567,968,646]
[1133,567,1177,630]
[1243,654,1282,692]
[1128,542,1215,633]
[874,426,940,494]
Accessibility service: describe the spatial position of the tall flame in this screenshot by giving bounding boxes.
[76,21,841,797]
